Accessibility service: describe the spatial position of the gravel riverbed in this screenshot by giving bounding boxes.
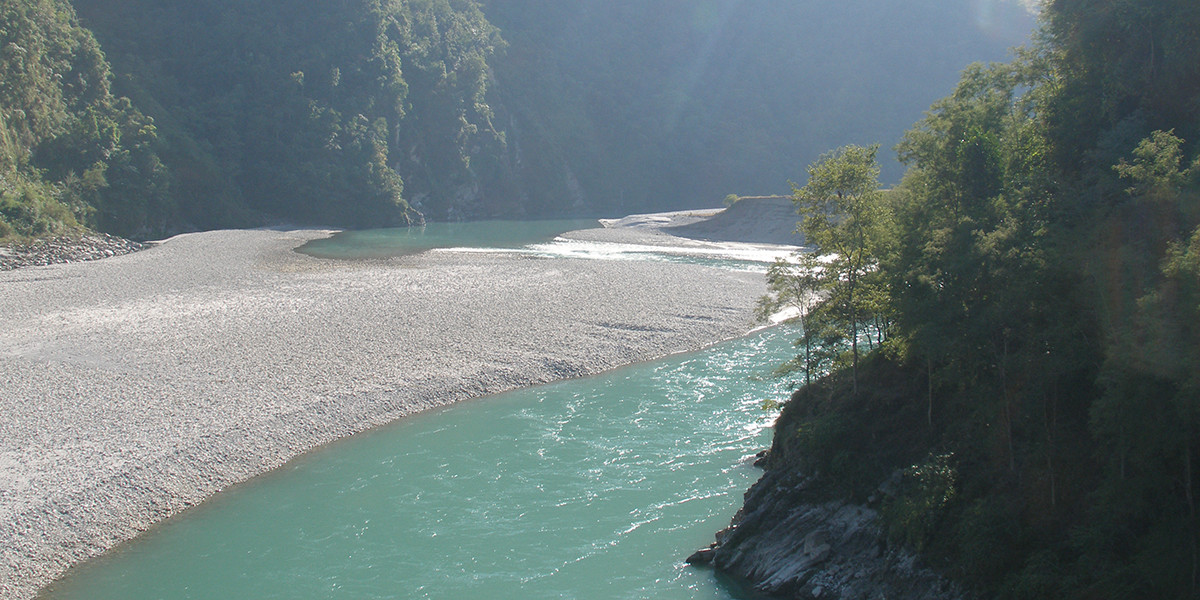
[0,218,774,600]
[0,233,148,271]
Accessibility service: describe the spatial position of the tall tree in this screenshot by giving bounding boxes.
[0,0,169,238]
[759,251,828,387]
[790,144,890,393]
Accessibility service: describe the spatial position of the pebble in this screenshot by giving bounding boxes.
[0,233,148,271]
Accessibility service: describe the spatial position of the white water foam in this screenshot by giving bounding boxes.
[433,237,801,273]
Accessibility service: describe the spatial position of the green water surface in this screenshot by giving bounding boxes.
[41,326,799,600]
[295,219,601,259]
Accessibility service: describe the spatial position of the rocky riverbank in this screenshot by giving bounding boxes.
[688,365,967,600]
[0,233,148,271]
[688,467,966,600]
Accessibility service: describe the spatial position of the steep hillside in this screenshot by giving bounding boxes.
[4,0,1034,238]
[706,0,1200,598]
[0,0,167,239]
[71,0,503,228]
[480,0,1034,213]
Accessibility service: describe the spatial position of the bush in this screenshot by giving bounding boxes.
[0,175,80,237]
[882,452,958,552]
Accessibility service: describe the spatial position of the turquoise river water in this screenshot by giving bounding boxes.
[42,327,798,600]
[296,219,792,272]
[296,220,602,259]
[41,222,802,599]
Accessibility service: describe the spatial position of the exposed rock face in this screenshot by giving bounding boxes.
[689,464,965,600]
[0,233,147,271]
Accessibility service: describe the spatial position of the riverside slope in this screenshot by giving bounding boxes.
[689,382,966,599]
[0,219,768,600]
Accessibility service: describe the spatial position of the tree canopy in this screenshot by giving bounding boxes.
[761,1,1200,597]
[0,0,167,238]
[789,144,890,392]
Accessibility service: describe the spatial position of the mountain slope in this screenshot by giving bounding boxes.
[4,0,1034,238]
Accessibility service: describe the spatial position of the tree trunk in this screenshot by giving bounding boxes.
[1044,389,1057,510]
[851,318,858,395]
[1186,439,1197,593]
[849,276,859,396]
[927,358,934,430]
[803,326,812,388]
[1001,337,1015,473]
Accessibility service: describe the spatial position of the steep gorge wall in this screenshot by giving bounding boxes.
[4,0,1033,238]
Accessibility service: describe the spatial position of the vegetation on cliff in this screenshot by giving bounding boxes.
[2,0,1029,240]
[1,0,504,239]
[70,0,503,230]
[759,0,1200,597]
[0,0,167,239]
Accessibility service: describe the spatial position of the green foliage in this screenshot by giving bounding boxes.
[0,0,168,238]
[1083,132,1200,598]
[761,145,893,392]
[1113,129,1196,195]
[766,2,1200,598]
[950,495,1026,589]
[768,352,934,500]
[1042,0,1200,173]
[759,254,830,384]
[4,0,1032,236]
[759,252,867,392]
[0,171,81,238]
[71,0,503,227]
[882,453,958,552]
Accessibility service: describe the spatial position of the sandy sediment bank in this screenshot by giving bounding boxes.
[0,218,772,599]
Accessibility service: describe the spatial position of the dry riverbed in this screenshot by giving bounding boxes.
[0,215,777,600]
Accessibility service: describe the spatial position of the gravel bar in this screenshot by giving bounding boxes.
[0,233,148,271]
[0,220,770,599]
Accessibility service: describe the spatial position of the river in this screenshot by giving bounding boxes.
[39,221,799,599]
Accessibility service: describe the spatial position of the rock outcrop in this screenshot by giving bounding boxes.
[690,459,965,599]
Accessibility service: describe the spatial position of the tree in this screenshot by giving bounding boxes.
[758,252,827,387]
[790,144,890,393]
[747,3,1200,597]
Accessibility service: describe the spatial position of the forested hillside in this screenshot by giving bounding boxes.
[70,0,503,231]
[1,0,1032,239]
[748,0,1200,597]
[0,0,167,238]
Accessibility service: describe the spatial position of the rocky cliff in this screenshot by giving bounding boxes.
[690,468,964,600]
[689,371,967,600]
